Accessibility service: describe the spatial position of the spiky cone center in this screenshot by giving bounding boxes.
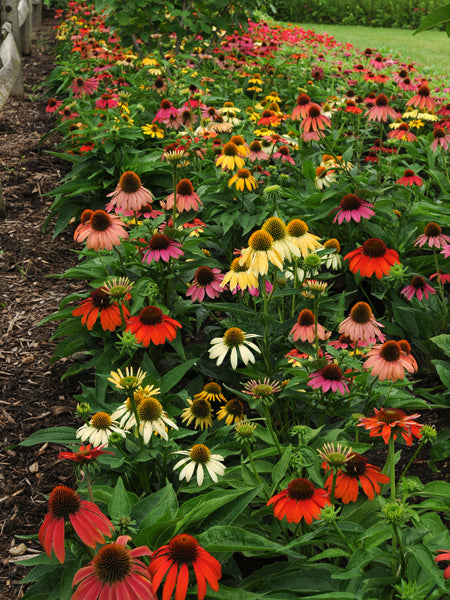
[411,276,426,290]
[230,135,245,146]
[375,93,388,106]
[223,399,244,416]
[195,266,215,286]
[80,209,93,223]
[223,101,234,107]
[222,142,239,156]
[224,327,245,347]
[345,453,368,476]
[93,543,132,583]
[48,486,81,518]
[287,478,315,500]
[316,167,326,178]
[249,140,262,152]
[189,444,211,464]
[168,534,199,563]
[278,145,291,156]
[119,171,141,194]
[230,257,250,273]
[418,84,430,97]
[296,93,311,106]
[262,216,288,241]
[398,123,409,132]
[287,219,308,236]
[154,77,165,89]
[362,238,387,257]
[324,238,340,253]
[235,420,256,438]
[91,412,113,429]
[424,222,441,237]
[434,128,445,139]
[398,339,411,353]
[340,194,362,210]
[403,169,416,178]
[203,382,222,394]
[379,340,401,362]
[350,301,373,324]
[236,169,252,180]
[149,233,171,250]
[251,383,275,397]
[307,105,321,118]
[138,397,163,421]
[161,99,172,109]
[139,306,163,325]
[90,210,112,232]
[248,230,274,251]
[261,109,275,119]
[190,398,212,418]
[91,288,112,309]
[176,178,194,195]
[298,309,315,326]
[321,364,343,380]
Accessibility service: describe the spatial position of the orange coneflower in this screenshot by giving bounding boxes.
[74,210,128,251]
[324,453,390,503]
[126,306,181,346]
[106,171,154,214]
[163,178,202,212]
[363,340,417,382]
[344,238,400,279]
[290,309,330,343]
[267,478,331,524]
[406,83,435,112]
[72,287,130,331]
[291,93,315,120]
[338,301,385,344]
[358,407,422,446]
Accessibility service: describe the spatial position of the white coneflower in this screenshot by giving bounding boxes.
[76,412,127,446]
[137,397,178,442]
[173,444,226,486]
[209,327,261,370]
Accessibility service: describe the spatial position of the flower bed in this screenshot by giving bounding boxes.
[20,2,450,599]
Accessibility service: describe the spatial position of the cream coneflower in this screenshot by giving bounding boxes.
[286,219,322,257]
[338,302,385,344]
[173,444,225,486]
[221,257,259,292]
[181,398,214,430]
[262,216,300,262]
[163,178,202,212]
[108,367,147,391]
[106,171,154,214]
[239,230,283,275]
[323,238,342,270]
[111,385,158,429]
[315,166,337,190]
[74,210,128,251]
[76,412,127,446]
[209,327,261,370]
[290,309,330,343]
[228,168,258,191]
[217,399,246,425]
[137,396,178,442]
[363,340,417,381]
[215,142,245,171]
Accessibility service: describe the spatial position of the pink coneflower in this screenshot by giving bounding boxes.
[95,92,119,109]
[308,363,350,394]
[437,102,450,118]
[431,127,450,151]
[365,94,399,122]
[398,76,417,92]
[70,76,99,97]
[406,83,435,112]
[442,244,450,258]
[414,222,450,249]
[141,233,183,264]
[59,105,79,121]
[106,171,154,213]
[73,209,93,241]
[333,194,375,224]
[387,122,417,142]
[338,301,385,344]
[273,145,295,164]
[46,98,62,113]
[431,271,450,284]
[74,210,128,251]
[369,55,386,70]
[291,93,315,121]
[162,178,202,212]
[396,169,423,186]
[290,309,331,343]
[186,267,224,302]
[398,339,418,372]
[363,340,417,382]
[401,276,436,301]
[300,104,331,137]
[248,140,269,162]
[153,99,179,125]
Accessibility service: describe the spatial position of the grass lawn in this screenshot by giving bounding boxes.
[289,23,450,75]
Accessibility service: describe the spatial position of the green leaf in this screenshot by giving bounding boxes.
[408,545,447,590]
[414,3,450,34]
[430,334,450,357]
[272,444,292,489]
[108,477,132,520]
[19,427,78,447]
[431,360,450,389]
[160,358,197,394]
[131,484,178,525]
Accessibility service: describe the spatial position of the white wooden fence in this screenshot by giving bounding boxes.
[0,0,42,216]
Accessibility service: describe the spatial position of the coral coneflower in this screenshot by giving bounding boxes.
[414,222,450,249]
[365,94,399,122]
[398,339,418,372]
[215,142,245,171]
[74,210,128,251]
[387,122,417,142]
[300,104,331,136]
[291,93,315,120]
[70,76,99,98]
[186,267,224,302]
[141,233,183,264]
[358,407,422,446]
[401,276,436,301]
[431,127,450,151]
[396,169,423,186]
[290,309,330,343]
[106,171,154,213]
[324,453,390,503]
[163,178,202,212]
[209,327,261,369]
[308,363,350,394]
[338,301,385,344]
[39,485,114,563]
[46,98,62,113]
[149,533,222,600]
[72,287,129,331]
[363,340,417,382]
[126,306,182,346]
[344,238,400,279]
[333,194,375,224]
[72,535,155,600]
[239,230,283,275]
[267,478,330,524]
[406,83,435,112]
[248,140,269,162]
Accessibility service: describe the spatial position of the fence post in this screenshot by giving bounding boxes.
[31,0,40,28]
[19,0,32,55]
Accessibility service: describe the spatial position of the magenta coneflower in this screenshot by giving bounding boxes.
[300,104,331,137]
[406,83,435,112]
[431,127,450,151]
[401,276,436,301]
[273,145,295,164]
[363,340,417,382]
[290,309,330,343]
[46,98,62,113]
[153,99,179,125]
[106,171,154,213]
[291,93,315,120]
[338,301,385,344]
[365,94,399,122]
[95,92,119,109]
[396,169,423,186]
[74,210,128,251]
[70,76,99,98]
[142,233,183,264]
[186,267,225,302]
[333,194,375,224]
[370,54,386,70]
[308,363,350,394]
[163,178,202,212]
[414,222,450,249]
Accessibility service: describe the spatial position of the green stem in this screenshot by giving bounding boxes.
[171,163,178,228]
[388,436,396,501]
[263,400,283,456]
[399,438,425,480]
[85,470,94,503]
[329,468,338,504]
[331,520,356,553]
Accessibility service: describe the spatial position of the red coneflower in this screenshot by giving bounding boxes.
[344,238,400,279]
[363,340,417,381]
[72,287,130,331]
[435,550,450,580]
[300,104,331,137]
[46,98,62,113]
[74,210,128,251]
[345,100,363,115]
[186,267,225,302]
[39,485,114,563]
[141,233,183,264]
[308,363,350,394]
[365,94,399,122]
[338,301,385,344]
[72,535,155,600]
[358,407,422,446]
[59,444,113,464]
[126,306,181,346]
[401,276,436,301]
[70,76,99,98]
[333,194,375,224]
[267,478,331,524]
[396,169,423,187]
[106,171,154,214]
[95,92,119,109]
[414,222,450,249]
[387,122,417,142]
[290,309,330,343]
[406,83,435,112]
[324,453,390,503]
[149,533,222,600]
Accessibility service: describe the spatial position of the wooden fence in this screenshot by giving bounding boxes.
[0,0,42,217]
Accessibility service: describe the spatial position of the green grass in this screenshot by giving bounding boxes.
[290,23,450,74]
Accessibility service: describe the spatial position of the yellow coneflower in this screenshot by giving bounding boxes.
[216,142,245,171]
[217,399,246,426]
[239,230,284,275]
[221,257,259,292]
[286,219,322,257]
[181,398,214,430]
[228,168,258,191]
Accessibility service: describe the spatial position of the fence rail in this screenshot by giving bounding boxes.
[0,0,41,217]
